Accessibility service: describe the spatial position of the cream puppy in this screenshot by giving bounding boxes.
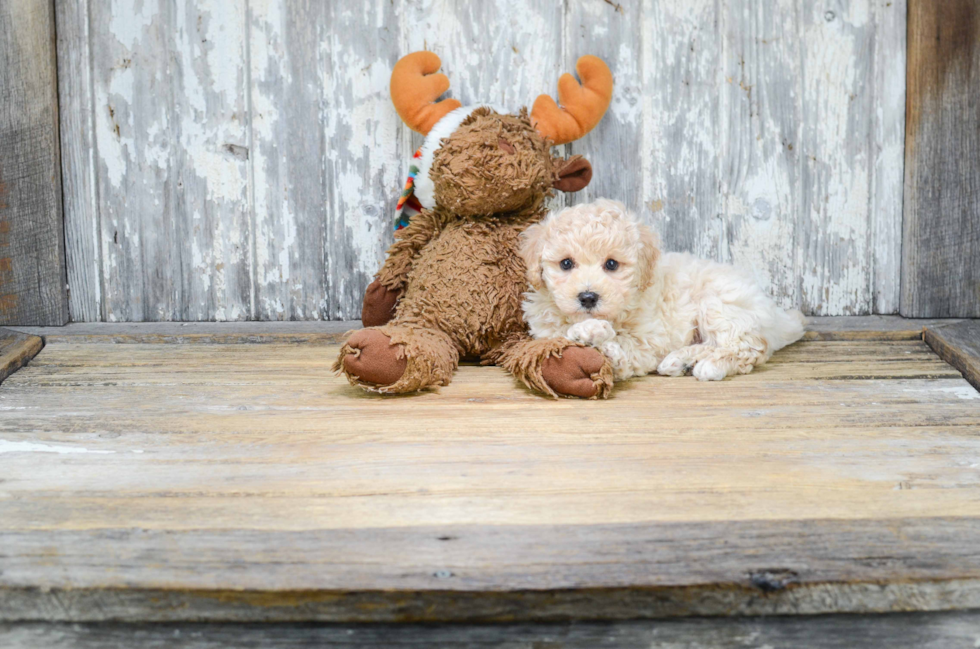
[520,199,805,382]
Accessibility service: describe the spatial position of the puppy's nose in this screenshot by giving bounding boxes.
[578,291,600,310]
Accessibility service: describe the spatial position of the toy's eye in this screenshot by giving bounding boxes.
[605,259,620,271]
[560,258,574,271]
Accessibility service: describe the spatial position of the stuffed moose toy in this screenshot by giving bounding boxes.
[335,51,614,398]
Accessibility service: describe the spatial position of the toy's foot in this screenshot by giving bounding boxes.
[340,329,407,386]
[335,325,459,394]
[542,346,613,399]
[360,280,401,327]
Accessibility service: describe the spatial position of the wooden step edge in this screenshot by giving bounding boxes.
[0,329,44,385]
[802,316,964,341]
[3,578,980,624]
[925,320,980,392]
[4,611,980,647]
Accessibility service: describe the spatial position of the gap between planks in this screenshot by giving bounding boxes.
[6,316,968,345]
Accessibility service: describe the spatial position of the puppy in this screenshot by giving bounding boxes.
[520,199,805,383]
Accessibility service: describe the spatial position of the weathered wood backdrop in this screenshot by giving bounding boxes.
[0,0,68,325]
[56,0,907,321]
[902,0,980,318]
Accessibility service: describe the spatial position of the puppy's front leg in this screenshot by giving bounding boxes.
[566,318,616,348]
[566,320,631,381]
[599,339,628,377]
[598,333,663,381]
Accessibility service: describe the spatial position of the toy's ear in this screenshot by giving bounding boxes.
[520,221,550,290]
[553,155,592,193]
[637,223,661,291]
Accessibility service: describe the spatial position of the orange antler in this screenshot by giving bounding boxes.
[390,52,462,135]
[531,55,613,145]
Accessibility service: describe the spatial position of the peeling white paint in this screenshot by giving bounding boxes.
[109,0,157,51]
[938,386,980,401]
[902,385,980,401]
[62,0,908,321]
[0,440,115,455]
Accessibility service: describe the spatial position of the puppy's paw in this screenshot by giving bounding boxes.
[600,340,626,366]
[566,318,616,347]
[657,351,690,377]
[693,358,728,381]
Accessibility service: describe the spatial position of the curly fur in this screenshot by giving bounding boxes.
[431,108,556,216]
[521,200,806,383]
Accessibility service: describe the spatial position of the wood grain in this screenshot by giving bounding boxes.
[925,320,980,391]
[871,0,908,315]
[248,1,400,321]
[0,0,68,325]
[1,338,979,621]
[8,316,964,344]
[802,315,963,340]
[55,1,908,320]
[83,0,252,322]
[2,520,980,623]
[54,0,101,323]
[9,320,357,345]
[6,612,980,648]
[902,0,980,317]
[0,328,43,384]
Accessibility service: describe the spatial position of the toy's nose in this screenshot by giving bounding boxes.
[578,291,600,310]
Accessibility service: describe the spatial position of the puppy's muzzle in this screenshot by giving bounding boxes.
[578,291,600,310]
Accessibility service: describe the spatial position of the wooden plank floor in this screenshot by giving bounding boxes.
[1,336,979,622]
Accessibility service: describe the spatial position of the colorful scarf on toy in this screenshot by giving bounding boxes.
[394,148,424,231]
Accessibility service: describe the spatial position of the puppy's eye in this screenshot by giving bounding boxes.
[559,258,574,271]
[604,259,619,271]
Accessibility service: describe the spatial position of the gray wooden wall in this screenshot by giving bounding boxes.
[902,0,980,318]
[56,0,907,322]
[0,0,68,326]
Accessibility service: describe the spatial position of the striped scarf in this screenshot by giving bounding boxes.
[394,148,424,231]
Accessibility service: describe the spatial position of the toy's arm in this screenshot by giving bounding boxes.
[375,210,443,290]
[486,331,613,399]
[361,210,444,327]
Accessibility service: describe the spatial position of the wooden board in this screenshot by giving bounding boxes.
[9,320,356,345]
[803,315,963,340]
[5,612,980,649]
[902,0,980,318]
[0,0,68,326]
[56,0,907,321]
[7,316,965,344]
[926,320,980,391]
[1,338,979,622]
[0,329,43,384]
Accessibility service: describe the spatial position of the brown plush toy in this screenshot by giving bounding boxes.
[335,51,614,398]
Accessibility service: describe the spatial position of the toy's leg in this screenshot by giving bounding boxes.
[334,325,459,394]
[360,280,401,327]
[487,334,614,399]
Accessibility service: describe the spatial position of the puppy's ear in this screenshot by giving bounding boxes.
[637,223,661,291]
[520,221,549,290]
